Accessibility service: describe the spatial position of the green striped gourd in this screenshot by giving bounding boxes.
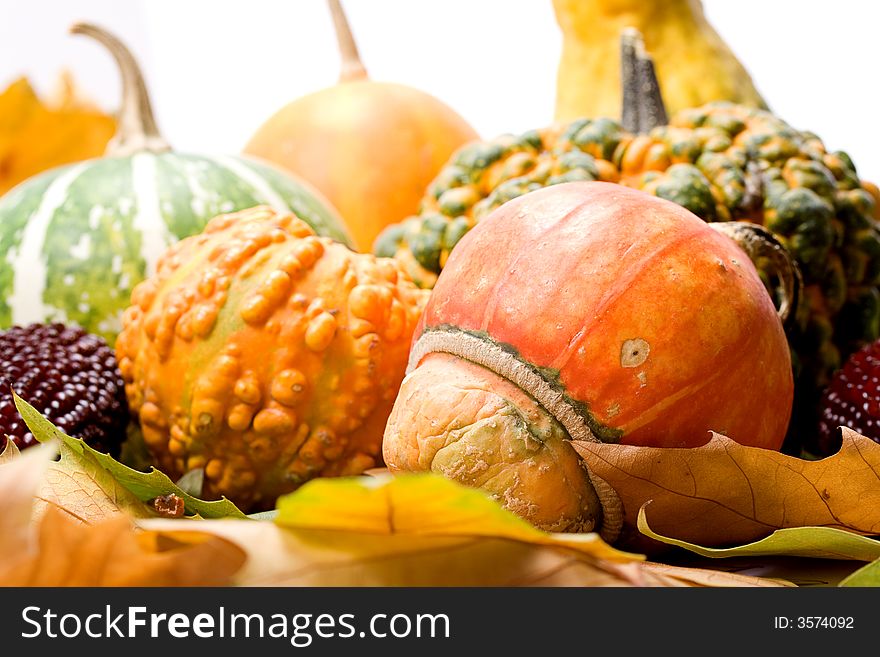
[0,23,351,342]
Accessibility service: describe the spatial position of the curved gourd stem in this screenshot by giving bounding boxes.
[327,0,368,82]
[70,22,171,157]
[709,221,803,329]
[620,28,668,134]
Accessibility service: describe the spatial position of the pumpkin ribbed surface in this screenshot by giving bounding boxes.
[116,206,427,510]
[375,102,879,449]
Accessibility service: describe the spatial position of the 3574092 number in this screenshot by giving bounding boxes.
[774,617,854,629]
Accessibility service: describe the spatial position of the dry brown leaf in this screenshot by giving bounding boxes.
[0,443,244,586]
[0,507,245,587]
[0,74,115,194]
[0,436,21,465]
[139,518,699,587]
[573,428,880,549]
[0,441,56,558]
[136,473,699,587]
[639,562,793,587]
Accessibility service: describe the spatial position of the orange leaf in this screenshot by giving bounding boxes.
[0,441,56,558]
[572,428,880,549]
[0,74,115,194]
[0,508,246,587]
[639,562,793,587]
[140,518,718,587]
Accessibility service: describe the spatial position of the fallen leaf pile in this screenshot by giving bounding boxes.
[0,441,245,586]
[16,393,246,521]
[0,405,784,587]
[0,74,115,195]
[3,395,879,587]
[3,509,246,586]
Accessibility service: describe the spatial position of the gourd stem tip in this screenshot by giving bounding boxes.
[620,27,668,134]
[68,20,171,156]
[327,0,368,82]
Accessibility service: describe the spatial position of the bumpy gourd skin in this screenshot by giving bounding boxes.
[117,206,428,510]
[375,103,880,451]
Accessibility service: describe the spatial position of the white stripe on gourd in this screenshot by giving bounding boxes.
[213,155,291,213]
[132,153,174,277]
[9,164,86,324]
[180,157,216,220]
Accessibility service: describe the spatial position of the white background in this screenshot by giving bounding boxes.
[2,0,879,182]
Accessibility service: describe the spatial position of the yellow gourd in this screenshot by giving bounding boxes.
[553,0,766,121]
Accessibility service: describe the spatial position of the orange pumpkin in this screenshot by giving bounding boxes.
[244,0,479,253]
[383,181,793,539]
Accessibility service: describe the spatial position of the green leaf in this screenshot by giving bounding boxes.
[42,439,156,522]
[247,510,278,521]
[276,472,641,562]
[175,468,205,497]
[15,392,246,519]
[839,558,880,586]
[638,503,880,561]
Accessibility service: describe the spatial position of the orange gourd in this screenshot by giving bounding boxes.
[383,182,793,539]
[117,206,428,510]
[244,0,478,253]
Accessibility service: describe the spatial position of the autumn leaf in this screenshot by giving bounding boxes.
[276,472,637,562]
[573,428,880,548]
[0,438,245,586]
[0,74,115,195]
[637,504,880,561]
[659,553,865,587]
[138,473,788,587]
[0,436,21,465]
[140,519,654,587]
[839,558,880,586]
[0,508,246,586]
[16,392,246,519]
[2,431,785,587]
[0,441,57,559]
[37,440,156,524]
[638,562,793,587]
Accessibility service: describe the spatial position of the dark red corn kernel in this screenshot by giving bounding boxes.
[0,323,128,456]
[819,338,880,451]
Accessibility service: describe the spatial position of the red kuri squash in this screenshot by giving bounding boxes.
[383,181,794,539]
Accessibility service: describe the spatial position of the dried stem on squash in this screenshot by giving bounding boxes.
[69,22,170,157]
